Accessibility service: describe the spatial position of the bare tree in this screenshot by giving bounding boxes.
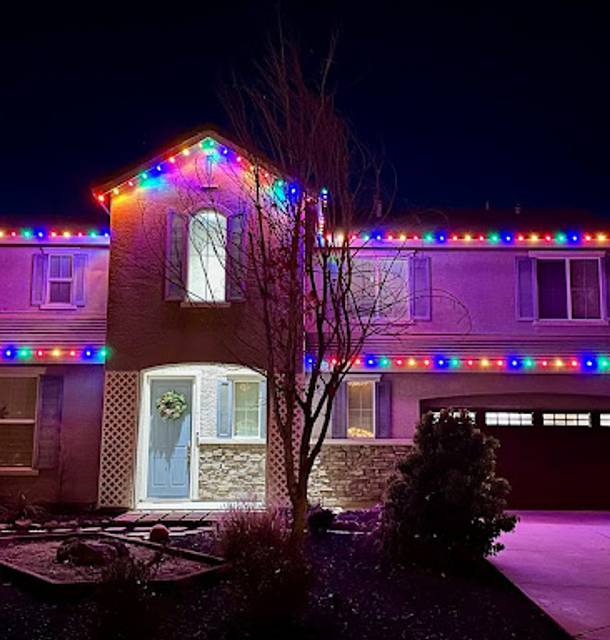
[127,33,467,542]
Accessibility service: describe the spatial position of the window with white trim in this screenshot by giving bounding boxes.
[47,255,73,304]
[347,380,375,438]
[537,258,602,320]
[233,381,261,438]
[187,211,227,302]
[485,411,533,426]
[543,412,591,427]
[0,377,37,467]
[350,257,409,321]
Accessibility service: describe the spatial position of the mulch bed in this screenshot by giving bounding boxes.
[0,525,569,640]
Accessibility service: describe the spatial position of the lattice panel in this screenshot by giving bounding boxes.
[98,371,139,508]
[265,378,304,506]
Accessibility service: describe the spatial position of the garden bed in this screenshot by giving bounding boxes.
[0,532,225,594]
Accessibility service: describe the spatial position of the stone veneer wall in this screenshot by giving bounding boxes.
[308,444,412,508]
[199,443,266,502]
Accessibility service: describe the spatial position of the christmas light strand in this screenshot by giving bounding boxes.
[306,354,610,373]
[1,346,108,363]
[0,228,109,241]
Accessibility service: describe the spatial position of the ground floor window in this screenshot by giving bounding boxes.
[0,377,38,467]
[233,381,261,437]
[347,380,375,438]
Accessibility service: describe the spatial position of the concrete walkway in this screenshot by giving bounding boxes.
[490,511,610,640]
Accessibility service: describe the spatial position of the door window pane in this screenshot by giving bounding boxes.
[570,260,600,319]
[347,381,374,438]
[543,412,591,427]
[485,411,533,426]
[233,382,260,437]
[537,260,567,319]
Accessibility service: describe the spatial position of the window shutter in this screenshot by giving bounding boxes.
[258,380,267,440]
[216,380,232,438]
[227,213,246,301]
[516,257,535,320]
[73,253,87,306]
[165,211,187,301]
[31,254,48,306]
[331,382,347,438]
[35,375,63,469]
[375,378,392,438]
[410,256,431,320]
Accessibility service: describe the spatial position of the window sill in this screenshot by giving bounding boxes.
[180,301,231,309]
[325,438,413,446]
[0,467,39,477]
[199,438,266,445]
[533,319,608,326]
[39,304,77,310]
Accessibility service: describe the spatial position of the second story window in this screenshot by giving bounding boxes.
[31,252,87,309]
[537,258,601,320]
[48,255,73,304]
[188,211,227,303]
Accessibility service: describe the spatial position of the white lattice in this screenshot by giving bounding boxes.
[265,380,304,506]
[98,371,139,508]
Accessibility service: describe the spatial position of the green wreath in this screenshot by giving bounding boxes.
[156,390,188,421]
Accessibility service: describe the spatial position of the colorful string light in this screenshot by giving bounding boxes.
[1,346,109,362]
[325,230,610,247]
[0,228,109,241]
[305,354,610,373]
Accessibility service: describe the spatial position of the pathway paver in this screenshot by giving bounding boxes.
[490,511,610,639]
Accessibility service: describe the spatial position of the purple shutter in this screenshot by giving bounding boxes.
[516,257,535,320]
[375,378,392,438]
[227,213,246,301]
[216,380,232,438]
[605,255,610,319]
[331,382,347,438]
[35,376,63,469]
[165,211,187,301]
[31,254,48,306]
[73,253,87,306]
[410,256,431,320]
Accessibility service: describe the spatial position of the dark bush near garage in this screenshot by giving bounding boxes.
[382,410,517,568]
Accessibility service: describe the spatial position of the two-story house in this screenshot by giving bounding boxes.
[0,223,109,508]
[94,128,610,512]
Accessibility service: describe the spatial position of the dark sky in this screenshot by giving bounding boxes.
[1,2,610,225]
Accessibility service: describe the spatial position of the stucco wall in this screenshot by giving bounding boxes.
[1,365,104,507]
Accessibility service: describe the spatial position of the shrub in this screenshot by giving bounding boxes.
[382,410,517,568]
[307,505,335,534]
[219,506,311,627]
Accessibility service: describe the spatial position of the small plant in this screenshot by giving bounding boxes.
[219,505,311,628]
[307,505,335,534]
[96,550,164,639]
[382,410,517,568]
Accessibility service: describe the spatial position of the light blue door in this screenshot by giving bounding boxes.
[148,379,192,499]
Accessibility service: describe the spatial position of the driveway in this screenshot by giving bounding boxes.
[490,511,610,639]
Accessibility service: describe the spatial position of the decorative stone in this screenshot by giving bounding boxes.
[14,519,32,531]
[56,538,129,566]
[149,523,170,544]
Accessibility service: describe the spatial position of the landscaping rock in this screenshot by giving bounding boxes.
[14,518,33,531]
[149,523,170,544]
[56,538,129,566]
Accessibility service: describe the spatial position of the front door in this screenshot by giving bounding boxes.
[148,378,192,499]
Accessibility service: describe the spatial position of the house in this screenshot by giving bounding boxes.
[0,223,109,509]
[95,128,610,511]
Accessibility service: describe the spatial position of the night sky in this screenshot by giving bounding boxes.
[1,3,610,225]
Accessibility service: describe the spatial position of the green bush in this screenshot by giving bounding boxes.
[382,410,517,567]
[219,506,311,627]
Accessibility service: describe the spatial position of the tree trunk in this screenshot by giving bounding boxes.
[290,488,309,545]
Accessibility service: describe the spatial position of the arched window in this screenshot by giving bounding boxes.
[187,210,227,302]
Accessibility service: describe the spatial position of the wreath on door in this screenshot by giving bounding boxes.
[156,390,188,421]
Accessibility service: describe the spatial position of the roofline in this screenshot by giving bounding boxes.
[92,124,281,196]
